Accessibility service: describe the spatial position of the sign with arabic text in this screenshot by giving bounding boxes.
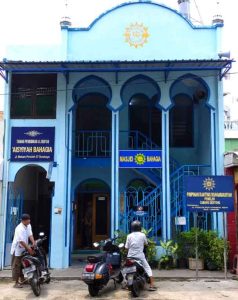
[11,127,55,162]
[119,150,162,168]
[185,176,234,212]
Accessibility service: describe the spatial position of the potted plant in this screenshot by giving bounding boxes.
[158,240,178,269]
[176,228,230,271]
[204,231,229,271]
[141,228,157,268]
[176,228,206,270]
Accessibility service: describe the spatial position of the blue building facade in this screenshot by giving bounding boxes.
[0,1,233,268]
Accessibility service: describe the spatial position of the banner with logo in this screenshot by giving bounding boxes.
[133,206,148,217]
[11,127,55,162]
[185,176,234,212]
[119,150,162,168]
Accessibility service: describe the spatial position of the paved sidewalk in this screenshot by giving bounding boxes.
[0,266,236,281]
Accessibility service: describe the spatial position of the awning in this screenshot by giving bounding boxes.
[0,59,234,83]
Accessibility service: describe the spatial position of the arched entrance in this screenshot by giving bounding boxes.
[12,165,53,251]
[74,179,110,249]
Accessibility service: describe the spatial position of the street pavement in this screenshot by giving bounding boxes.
[1,278,238,299]
[0,266,234,280]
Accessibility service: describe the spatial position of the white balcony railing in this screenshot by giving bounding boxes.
[224,120,238,131]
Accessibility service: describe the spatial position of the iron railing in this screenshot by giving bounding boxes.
[75,130,111,157]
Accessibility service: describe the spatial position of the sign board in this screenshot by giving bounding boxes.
[185,176,234,212]
[175,216,186,225]
[119,150,162,168]
[11,127,55,162]
[133,206,148,217]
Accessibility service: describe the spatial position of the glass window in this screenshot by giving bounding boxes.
[11,74,57,119]
[11,96,32,117]
[95,196,108,235]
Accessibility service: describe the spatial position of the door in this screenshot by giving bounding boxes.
[92,194,110,242]
[5,185,23,266]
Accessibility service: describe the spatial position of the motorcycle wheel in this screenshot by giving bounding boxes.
[131,280,140,298]
[88,285,100,297]
[115,272,123,283]
[30,271,41,297]
[45,276,51,284]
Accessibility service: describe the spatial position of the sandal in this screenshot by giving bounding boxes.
[148,286,157,291]
[18,278,27,284]
[13,283,23,288]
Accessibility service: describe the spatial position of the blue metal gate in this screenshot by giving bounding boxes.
[4,185,23,266]
[120,184,162,242]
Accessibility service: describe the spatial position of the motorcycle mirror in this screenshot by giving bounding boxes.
[93,242,99,248]
[118,243,125,248]
[39,232,45,237]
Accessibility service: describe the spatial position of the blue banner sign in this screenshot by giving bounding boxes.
[133,206,148,217]
[185,176,234,212]
[119,150,162,168]
[11,127,55,162]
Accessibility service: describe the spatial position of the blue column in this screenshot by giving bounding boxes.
[65,108,73,266]
[216,79,225,237]
[0,74,11,269]
[111,111,119,236]
[49,74,69,268]
[210,109,218,231]
[162,110,171,241]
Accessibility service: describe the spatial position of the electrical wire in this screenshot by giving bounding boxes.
[193,0,204,25]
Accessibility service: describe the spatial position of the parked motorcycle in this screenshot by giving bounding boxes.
[21,233,50,297]
[121,257,149,297]
[82,238,124,297]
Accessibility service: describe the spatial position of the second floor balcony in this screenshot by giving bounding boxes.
[74,130,160,158]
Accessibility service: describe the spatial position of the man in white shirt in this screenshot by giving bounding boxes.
[10,214,35,288]
[125,220,156,291]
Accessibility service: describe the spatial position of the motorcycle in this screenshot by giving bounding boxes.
[21,233,50,297]
[82,238,124,297]
[121,257,149,297]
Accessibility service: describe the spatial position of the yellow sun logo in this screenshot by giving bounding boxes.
[135,153,146,165]
[203,177,216,191]
[124,23,149,48]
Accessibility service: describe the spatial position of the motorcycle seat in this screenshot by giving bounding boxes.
[127,257,142,263]
[87,255,104,263]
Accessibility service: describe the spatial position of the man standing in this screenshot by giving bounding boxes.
[10,213,35,288]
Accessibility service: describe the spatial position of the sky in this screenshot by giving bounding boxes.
[0,0,237,108]
[0,0,236,52]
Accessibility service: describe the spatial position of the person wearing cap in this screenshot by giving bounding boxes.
[10,213,35,288]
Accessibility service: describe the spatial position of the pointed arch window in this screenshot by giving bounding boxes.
[169,94,193,147]
[129,94,161,148]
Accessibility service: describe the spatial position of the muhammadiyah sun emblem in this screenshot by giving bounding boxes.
[124,23,149,48]
[203,177,216,191]
[135,153,146,165]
